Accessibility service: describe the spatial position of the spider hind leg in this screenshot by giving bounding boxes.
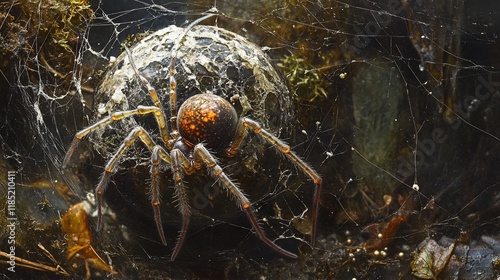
[193,144,298,258]
[228,116,322,247]
[169,149,193,261]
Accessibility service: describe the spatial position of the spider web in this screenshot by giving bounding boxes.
[1,0,499,279]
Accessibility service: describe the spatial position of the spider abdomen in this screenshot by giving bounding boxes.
[177,93,238,153]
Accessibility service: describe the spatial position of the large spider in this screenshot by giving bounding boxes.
[63,14,321,260]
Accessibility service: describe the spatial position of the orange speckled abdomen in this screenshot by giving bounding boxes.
[177,93,238,153]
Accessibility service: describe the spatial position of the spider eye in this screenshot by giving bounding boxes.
[177,93,238,153]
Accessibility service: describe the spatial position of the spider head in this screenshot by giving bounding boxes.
[177,93,238,154]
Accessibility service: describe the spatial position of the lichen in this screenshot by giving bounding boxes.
[278,54,328,102]
[0,0,93,95]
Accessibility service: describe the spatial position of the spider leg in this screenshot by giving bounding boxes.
[169,149,193,261]
[125,46,171,147]
[95,126,158,231]
[194,144,298,258]
[63,106,163,167]
[150,146,172,246]
[167,13,216,133]
[228,117,322,247]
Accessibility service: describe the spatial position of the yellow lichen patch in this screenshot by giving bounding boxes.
[1,0,94,96]
[17,0,93,52]
[278,54,328,102]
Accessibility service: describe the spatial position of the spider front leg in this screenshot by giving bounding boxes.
[194,144,298,258]
[226,117,322,247]
[94,127,168,234]
[125,46,171,146]
[125,14,216,138]
[63,106,164,167]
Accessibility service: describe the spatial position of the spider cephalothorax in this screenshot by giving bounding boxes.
[64,14,321,260]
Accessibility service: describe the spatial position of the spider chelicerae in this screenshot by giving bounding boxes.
[63,14,322,260]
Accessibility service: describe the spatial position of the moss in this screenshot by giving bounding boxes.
[0,0,93,95]
[278,54,328,102]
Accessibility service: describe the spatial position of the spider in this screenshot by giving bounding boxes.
[63,14,321,260]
